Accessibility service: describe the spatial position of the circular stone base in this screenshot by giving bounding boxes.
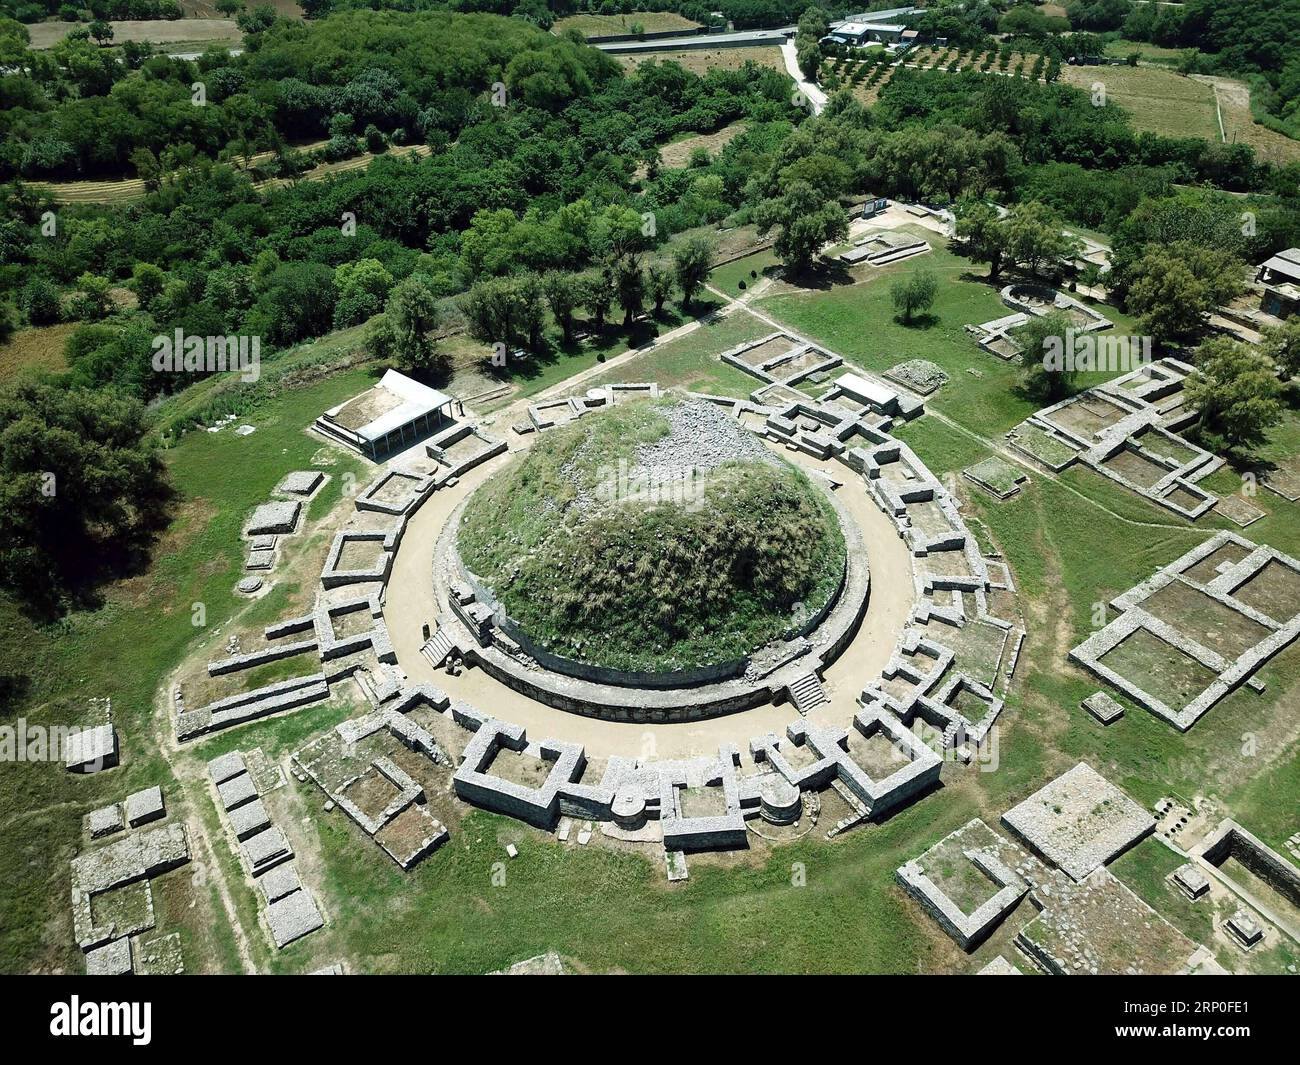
[759,776,802,825]
[432,471,870,722]
[236,576,263,595]
[611,792,648,829]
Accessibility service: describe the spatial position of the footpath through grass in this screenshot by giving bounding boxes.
[0,367,371,972]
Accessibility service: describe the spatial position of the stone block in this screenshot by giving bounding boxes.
[1002,762,1153,881]
[227,797,271,841]
[265,889,323,948]
[277,470,324,496]
[65,724,118,773]
[125,786,165,827]
[207,750,247,784]
[245,500,301,536]
[85,937,133,976]
[87,803,124,839]
[258,862,302,904]
[217,772,258,811]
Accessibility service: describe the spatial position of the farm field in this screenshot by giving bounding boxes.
[554,12,702,36]
[1058,63,1220,141]
[1191,75,1300,166]
[616,45,788,77]
[26,18,241,50]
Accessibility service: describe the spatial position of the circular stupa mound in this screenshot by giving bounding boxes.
[456,395,847,675]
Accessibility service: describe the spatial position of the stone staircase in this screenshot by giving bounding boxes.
[788,672,828,714]
[420,629,455,669]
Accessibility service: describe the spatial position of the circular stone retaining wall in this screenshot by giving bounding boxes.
[432,472,870,722]
[450,523,848,691]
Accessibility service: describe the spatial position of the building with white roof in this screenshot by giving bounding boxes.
[314,369,457,460]
[1256,248,1300,319]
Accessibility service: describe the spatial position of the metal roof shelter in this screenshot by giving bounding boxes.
[315,370,457,460]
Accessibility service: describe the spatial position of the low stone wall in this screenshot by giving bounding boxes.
[1196,819,1300,909]
[458,561,748,689]
[445,466,856,697]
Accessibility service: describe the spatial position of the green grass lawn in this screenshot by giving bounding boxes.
[756,237,1145,441]
[710,249,781,296]
[7,238,1300,973]
[576,310,767,397]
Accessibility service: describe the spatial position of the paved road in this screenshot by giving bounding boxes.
[780,38,827,115]
[594,27,793,53]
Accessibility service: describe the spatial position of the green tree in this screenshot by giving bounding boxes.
[1001,201,1078,277]
[956,202,1019,281]
[73,273,113,321]
[646,262,674,316]
[671,234,714,311]
[88,20,114,47]
[615,255,645,328]
[130,263,166,311]
[130,147,163,192]
[383,275,443,374]
[580,267,615,332]
[20,278,61,326]
[1016,310,1079,402]
[754,181,847,277]
[1185,337,1283,452]
[333,258,394,328]
[1125,243,1244,344]
[1259,319,1300,380]
[514,273,546,353]
[0,381,170,617]
[890,269,938,324]
[543,271,580,344]
[464,276,518,350]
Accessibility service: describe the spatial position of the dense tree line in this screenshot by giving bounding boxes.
[0,10,794,403]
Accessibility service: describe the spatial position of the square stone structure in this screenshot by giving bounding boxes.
[277,470,324,496]
[87,803,124,839]
[266,889,324,948]
[217,772,258,811]
[125,785,165,827]
[1226,910,1264,948]
[245,500,301,536]
[228,797,271,841]
[1082,691,1124,725]
[977,955,1021,975]
[65,724,118,773]
[259,862,302,904]
[242,825,292,874]
[1001,762,1154,881]
[896,818,1030,951]
[207,750,247,784]
[1172,863,1210,900]
[85,937,133,976]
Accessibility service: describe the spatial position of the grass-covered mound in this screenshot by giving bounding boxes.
[457,397,846,673]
